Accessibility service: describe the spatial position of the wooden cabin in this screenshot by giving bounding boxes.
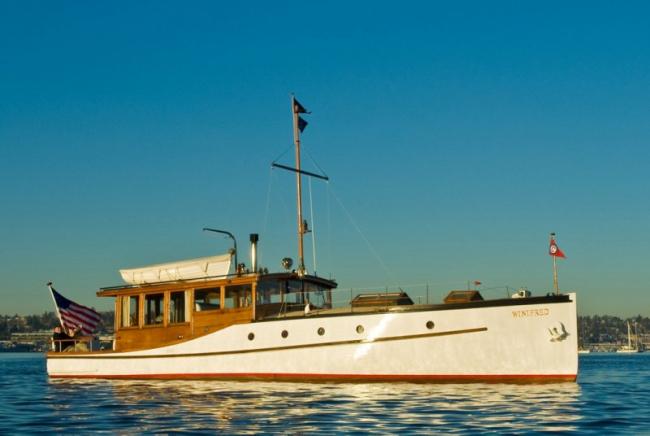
[97,272,336,352]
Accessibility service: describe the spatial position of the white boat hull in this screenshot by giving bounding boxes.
[48,293,578,382]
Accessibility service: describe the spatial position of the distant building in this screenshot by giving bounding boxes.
[11,331,53,343]
[0,340,36,352]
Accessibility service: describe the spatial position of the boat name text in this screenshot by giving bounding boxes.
[512,308,550,318]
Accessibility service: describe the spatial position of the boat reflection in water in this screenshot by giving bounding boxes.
[49,379,582,432]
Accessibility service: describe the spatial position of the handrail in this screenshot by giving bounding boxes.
[99,272,256,291]
[51,335,95,352]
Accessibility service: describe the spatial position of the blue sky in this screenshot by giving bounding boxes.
[1,1,649,316]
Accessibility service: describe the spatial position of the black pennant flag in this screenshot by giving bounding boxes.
[298,116,308,132]
[293,98,310,114]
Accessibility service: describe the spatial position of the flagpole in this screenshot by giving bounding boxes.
[553,255,559,295]
[47,282,66,332]
[550,233,559,295]
[291,95,306,276]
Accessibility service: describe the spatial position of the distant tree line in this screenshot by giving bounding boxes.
[0,311,114,340]
[1,311,648,344]
[578,314,649,346]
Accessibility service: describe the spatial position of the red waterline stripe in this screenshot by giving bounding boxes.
[50,372,577,383]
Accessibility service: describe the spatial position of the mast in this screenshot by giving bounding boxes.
[291,96,306,275]
[628,321,632,349]
[272,97,326,276]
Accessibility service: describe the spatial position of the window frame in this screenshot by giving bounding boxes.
[168,290,189,325]
[194,286,223,312]
[224,284,253,310]
[144,293,165,326]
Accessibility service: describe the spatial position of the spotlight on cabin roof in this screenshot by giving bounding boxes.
[282,257,293,271]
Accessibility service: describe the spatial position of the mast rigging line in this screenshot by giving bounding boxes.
[302,146,330,181]
[263,169,295,236]
[270,145,293,166]
[327,184,399,289]
[262,166,275,236]
[308,177,317,275]
[271,142,330,181]
[268,161,397,286]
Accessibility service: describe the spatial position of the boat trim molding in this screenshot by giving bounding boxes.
[49,372,577,383]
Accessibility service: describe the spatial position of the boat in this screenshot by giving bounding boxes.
[46,98,578,382]
[617,321,643,353]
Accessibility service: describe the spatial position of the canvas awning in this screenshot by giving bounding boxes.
[119,253,232,285]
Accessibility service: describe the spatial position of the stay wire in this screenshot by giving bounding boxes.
[270,145,293,166]
[308,177,317,274]
[302,145,329,179]
[328,184,398,288]
[262,166,274,235]
[327,181,332,279]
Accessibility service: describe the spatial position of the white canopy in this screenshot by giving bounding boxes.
[120,253,232,285]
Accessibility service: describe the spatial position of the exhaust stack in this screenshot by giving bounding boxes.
[250,233,259,273]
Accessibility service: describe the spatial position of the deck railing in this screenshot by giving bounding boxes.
[259,283,524,319]
[51,335,96,352]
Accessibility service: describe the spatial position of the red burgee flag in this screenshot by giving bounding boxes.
[549,238,566,258]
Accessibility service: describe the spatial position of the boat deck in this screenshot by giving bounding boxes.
[257,293,572,320]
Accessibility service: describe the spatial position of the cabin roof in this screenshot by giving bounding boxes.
[96,271,337,297]
[258,272,337,288]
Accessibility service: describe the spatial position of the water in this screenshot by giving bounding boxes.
[1,354,649,434]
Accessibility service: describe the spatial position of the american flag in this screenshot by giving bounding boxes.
[48,283,101,335]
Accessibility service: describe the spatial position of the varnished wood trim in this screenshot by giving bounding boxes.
[97,275,259,297]
[48,327,487,359]
[96,273,337,297]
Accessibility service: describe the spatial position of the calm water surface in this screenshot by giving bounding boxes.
[1,353,649,434]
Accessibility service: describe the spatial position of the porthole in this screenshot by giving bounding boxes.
[356,325,364,334]
[426,321,434,330]
[281,330,289,338]
[317,327,325,336]
[248,332,255,341]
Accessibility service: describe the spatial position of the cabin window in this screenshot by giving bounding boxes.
[130,295,140,326]
[195,287,221,311]
[255,279,332,310]
[303,282,333,309]
[169,290,187,324]
[120,296,129,328]
[256,280,283,304]
[145,293,164,325]
[225,284,252,309]
[285,280,305,304]
[120,295,140,328]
